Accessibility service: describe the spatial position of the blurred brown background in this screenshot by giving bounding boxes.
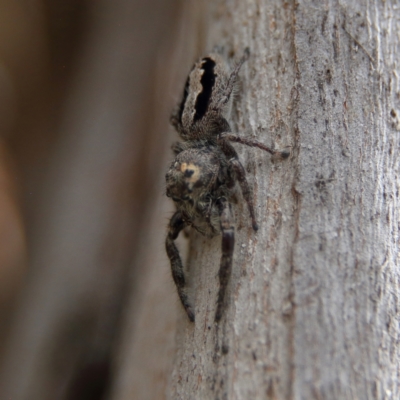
[0,0,200,398]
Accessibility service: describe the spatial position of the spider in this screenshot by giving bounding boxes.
[165,48,289,322]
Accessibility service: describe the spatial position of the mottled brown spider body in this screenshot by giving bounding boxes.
[166,48,289,322]
[166,146,232,238]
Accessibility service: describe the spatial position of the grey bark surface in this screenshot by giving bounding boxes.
[163,1,400,399]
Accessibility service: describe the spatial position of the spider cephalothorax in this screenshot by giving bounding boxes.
[166,48,289,322]
[166,146,232,238]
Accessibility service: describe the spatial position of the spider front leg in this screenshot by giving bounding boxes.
[165,211,195,322]
[215,198,235,322]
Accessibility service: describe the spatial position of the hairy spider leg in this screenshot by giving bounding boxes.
[230,158,259,231]
[171,117,189,140]
[220,133,291,158]
[215,48,250,110]
[165,211,195,322]
[171,141,186,156]
[215,199,235,322]
[217,138,259,231]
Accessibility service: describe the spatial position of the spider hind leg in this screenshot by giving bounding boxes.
[215,48,250,111]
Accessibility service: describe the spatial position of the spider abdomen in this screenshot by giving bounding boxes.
[177,53,232,140]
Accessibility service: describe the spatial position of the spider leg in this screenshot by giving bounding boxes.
[170,109,187,139]
[220,133,291,158]
[217,138,259,231]
[165,211,195,322]
[215,198,235,322]
[170,109,181,131]
[215,48,250,110]
[230,158,259,231]
[171,141,186,155]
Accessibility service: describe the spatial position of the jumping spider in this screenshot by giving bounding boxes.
[166,48,289,322]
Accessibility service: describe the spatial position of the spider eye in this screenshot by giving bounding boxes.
[184,169,194,178]
[180,162,201,184]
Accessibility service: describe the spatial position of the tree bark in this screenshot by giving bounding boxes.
[159,1,399,399]
[108,1,400,399]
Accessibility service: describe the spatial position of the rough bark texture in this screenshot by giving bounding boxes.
[162,1,400,399]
